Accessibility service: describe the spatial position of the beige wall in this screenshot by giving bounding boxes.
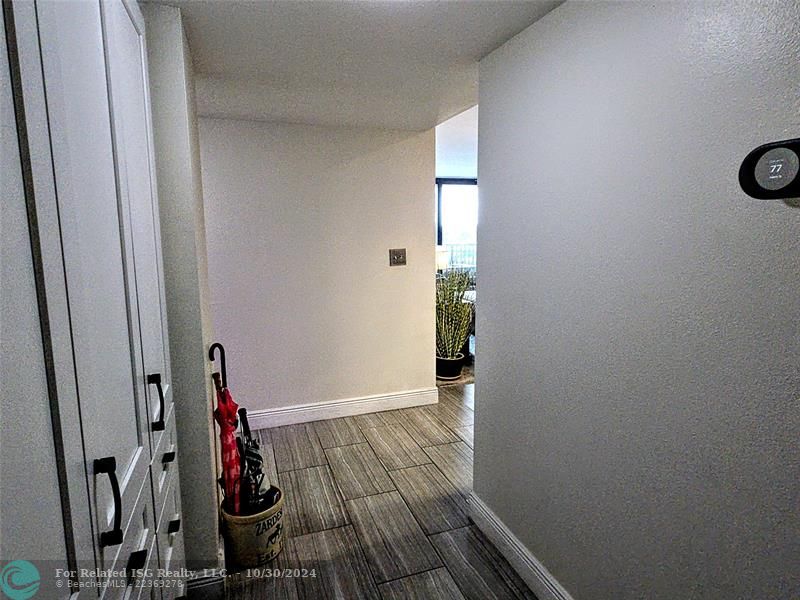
[199,118,435,414]
[476,2,800,599]
[143,4,220,569]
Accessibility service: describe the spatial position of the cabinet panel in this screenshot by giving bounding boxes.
[151,408,178,520]
[101,474,160,600]
[36,0,150,571]
[102,0,173,450]
[100,471,155,600]
[157,470,186,600]
[0,4,69,567]
[13,1,185,592]
[132,537,161,600]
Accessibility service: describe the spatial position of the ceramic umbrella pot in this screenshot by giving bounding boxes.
[209,343,285,567]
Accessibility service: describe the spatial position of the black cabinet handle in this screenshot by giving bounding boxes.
[147,373,165,432]
[162,450,176,464]
[167,517,181,534]
[127,548,147,577]
[93,457,123,547]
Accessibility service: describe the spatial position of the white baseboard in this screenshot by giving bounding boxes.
[468,492,574,600]
[245,387,438,429]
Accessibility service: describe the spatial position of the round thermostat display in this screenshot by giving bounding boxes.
[754,147,799,190]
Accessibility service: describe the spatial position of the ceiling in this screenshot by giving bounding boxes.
[436,105,478,178]
[162,0,562,131]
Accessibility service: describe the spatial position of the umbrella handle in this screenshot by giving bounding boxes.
[212,372,222,393]
[239,408,252,440]
[208,342,227,389]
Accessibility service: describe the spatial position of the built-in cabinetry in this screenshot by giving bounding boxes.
[3,1,185,597]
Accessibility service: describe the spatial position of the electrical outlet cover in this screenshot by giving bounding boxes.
[389,248,407,266]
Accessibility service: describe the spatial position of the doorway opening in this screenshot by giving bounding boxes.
[435,107,478,383]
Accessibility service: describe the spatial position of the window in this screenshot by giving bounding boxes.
[436,178,477,271]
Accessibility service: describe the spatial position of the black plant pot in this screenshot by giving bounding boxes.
[436,353,464,381]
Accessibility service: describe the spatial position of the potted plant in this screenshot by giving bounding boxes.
[436,269,474,380]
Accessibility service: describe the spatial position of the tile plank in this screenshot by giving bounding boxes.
[378,568,465,600]
[326,443,396,500]
[272,424,328,473]
[438,384,473,409]
[313,417,366,448]
[260,442,280,491]
[253,428,280,488]
[388,464,469,535]
[462,384,475,410]
[278,466,349,536]
[254,427,273,447]
[287,526,380,600]
[426,399,473,429]
[430,526,536,600]
[454,425,474,449]
[346,491,441,583]
[362,424,430,471]
[398,408,459,447]
[225,544,297,600]
[423,442,473,496]
[354,411,401,430]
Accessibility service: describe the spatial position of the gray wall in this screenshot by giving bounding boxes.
[475,2,799,599]
[143,4,220,569]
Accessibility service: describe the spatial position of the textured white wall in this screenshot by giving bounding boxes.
[476,2,800,599]
[199,119,435,411]
[143,4,220,569]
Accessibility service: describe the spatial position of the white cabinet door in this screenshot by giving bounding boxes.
[35,0,150,575]
[0,2,69,574]
[102,0,174,454]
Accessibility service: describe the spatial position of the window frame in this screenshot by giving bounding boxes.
[435,177,477,245]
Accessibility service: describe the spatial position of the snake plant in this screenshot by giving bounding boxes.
[435,270,474,359]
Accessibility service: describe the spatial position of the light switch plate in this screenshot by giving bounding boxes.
[389,248,407,266]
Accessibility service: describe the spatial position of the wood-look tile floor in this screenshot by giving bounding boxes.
[225,383,536,600]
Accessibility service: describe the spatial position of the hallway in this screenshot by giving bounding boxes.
[227,383,534,599]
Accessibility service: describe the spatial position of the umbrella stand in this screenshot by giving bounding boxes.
[209,342,285,566]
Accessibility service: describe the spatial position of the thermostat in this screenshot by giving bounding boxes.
[739,138,800,199]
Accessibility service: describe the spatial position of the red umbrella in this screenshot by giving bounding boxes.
[213,374,241,514]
